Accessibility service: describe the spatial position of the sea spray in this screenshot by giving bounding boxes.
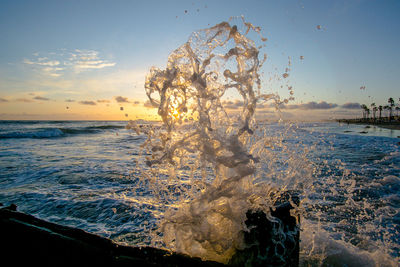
[128,17,307,264]
[127,17,400,266]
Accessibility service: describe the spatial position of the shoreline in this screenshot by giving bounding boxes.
[336,119,400,131]
[376,124,400,131]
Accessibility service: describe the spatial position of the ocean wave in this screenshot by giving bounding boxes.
[85,125,125,130]
[0,128,65,139]
[60,125,124,134]
[0,125,125,139]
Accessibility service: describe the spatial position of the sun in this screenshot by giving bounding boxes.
[170,101,180,120]
[167,98,184,123]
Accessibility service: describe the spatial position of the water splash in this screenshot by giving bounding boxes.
[127,18,400,266]
[127,17,309,264]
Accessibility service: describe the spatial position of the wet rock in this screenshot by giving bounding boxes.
[1,198,300,266]
[229,192,300,266]
[0,205,222,267]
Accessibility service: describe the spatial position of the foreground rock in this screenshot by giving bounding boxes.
[229,192,300,266]
[0,198,299,266]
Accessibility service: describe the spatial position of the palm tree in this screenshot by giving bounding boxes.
[378,105,383,121]
[398,98,400,119]
[361,104,367,120]
[388,97,395,121]
[373,106,378,121]
[396,106,400,118]
[384,105,390,121]
[371,102,376,121]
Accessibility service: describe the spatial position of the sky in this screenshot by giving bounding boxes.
[0,0,399,121]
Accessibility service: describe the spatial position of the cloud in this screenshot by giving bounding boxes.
[220,100,269,110]
[97,99,110,103]
[65,99,75,102]
[79,100,97,105]
[75,62,116,69]
[114,96,130,103]
[16,98,34,103]
[313,102,338,109]
[255,109,276,115]
[42,67,64,77]
[69,49,116,72]
[332,109,360,115]
[33,96,50,101]
[220,99,337,111]
[0,97,9,103]
[144,100,157,108]
[23,49,116,77]
[24,58,60,66]
[282,101,338,110]
[24,57,63,77]
[38,60,60,66]
[222,100,244,109]
[341,102,361,109]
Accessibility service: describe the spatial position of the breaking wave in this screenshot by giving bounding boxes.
[0,125,125,139]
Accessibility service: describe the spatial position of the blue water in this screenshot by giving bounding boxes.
[0,120,399,265]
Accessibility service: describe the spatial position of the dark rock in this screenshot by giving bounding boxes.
[229,191,300,266]
[4,203,17,211]
[1,195,300,267]
[0,206,223,267]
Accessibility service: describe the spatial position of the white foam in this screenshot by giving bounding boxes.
[300,220,399,267]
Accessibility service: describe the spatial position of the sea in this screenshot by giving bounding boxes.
[1,18,400,266]
[0,120,399,266]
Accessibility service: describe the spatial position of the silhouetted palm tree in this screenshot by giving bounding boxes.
[361,104,367,120]
[384,105,390,121]
[371,102,376,121]
[388,97,395,121]
[378,105,383,120]
[373,106,377,121]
